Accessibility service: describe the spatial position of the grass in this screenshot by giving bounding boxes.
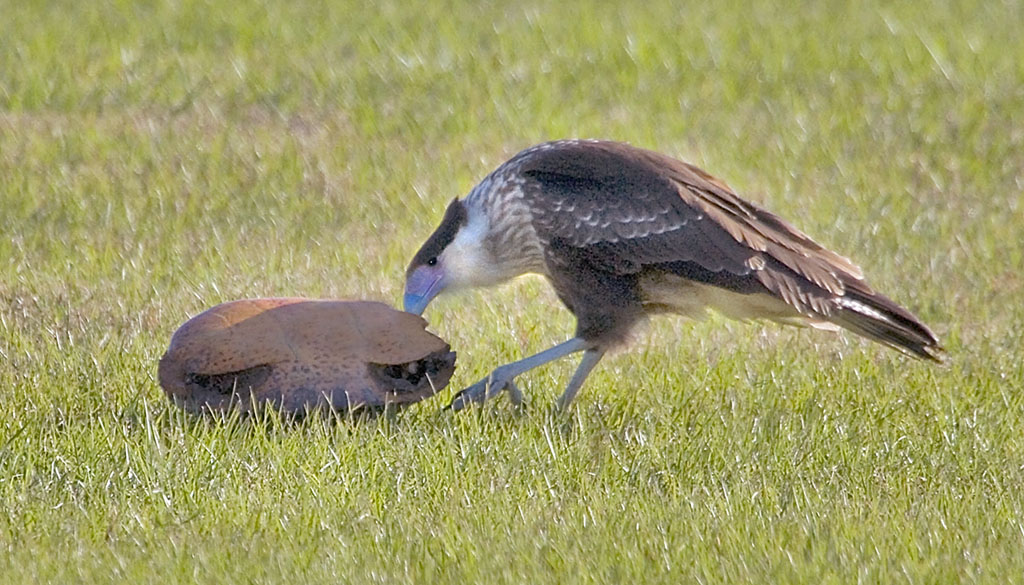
[2,0,1023,582]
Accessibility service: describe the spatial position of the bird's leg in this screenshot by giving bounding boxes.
[555,348,606,411]
[448,337,589,411]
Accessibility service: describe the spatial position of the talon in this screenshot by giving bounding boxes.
[447,390,472,411]
[445,379,485,411]
[445,393,465,412]
[506,381,523,406]
[444,370,522,412]
[484,376,507,400]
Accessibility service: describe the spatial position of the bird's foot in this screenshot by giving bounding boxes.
[446,366,523,411]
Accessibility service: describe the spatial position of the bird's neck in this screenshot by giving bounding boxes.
[464,176,547,280]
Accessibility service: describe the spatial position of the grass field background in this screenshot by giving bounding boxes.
[2,0,1023,582]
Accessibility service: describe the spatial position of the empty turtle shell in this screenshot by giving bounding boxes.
[158,298,456,414]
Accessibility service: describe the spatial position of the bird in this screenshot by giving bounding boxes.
[403,139,943,411]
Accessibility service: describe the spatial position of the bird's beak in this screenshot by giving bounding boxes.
[403,266,445,315]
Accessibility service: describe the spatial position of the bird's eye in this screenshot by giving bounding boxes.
[427,257,438,266]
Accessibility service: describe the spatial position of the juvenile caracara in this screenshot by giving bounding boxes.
[404,140,943,410]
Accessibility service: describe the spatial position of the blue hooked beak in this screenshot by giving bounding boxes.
[403,265,445,315]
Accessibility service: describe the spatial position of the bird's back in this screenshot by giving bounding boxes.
[476,140,942,360]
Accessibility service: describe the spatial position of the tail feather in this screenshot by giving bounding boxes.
[830,285,944,362]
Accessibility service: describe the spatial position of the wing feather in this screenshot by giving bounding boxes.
[518,140,866,318]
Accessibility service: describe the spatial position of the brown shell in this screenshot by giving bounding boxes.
[157,298,456,414]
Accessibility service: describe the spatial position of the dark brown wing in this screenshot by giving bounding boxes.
[515,140,942,360]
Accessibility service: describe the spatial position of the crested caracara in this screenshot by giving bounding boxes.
[404,140,943,410]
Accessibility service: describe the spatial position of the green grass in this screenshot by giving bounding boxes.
[2,0,1023,582]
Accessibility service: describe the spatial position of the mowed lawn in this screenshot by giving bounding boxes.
[2,0,1022,582]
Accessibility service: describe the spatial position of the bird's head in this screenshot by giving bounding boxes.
[404,198,505,315]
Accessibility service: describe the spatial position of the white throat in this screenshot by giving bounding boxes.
[439,204,508,290]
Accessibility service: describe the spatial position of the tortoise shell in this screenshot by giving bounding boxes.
[158,298,456,414]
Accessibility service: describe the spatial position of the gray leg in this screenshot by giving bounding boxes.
[448,337,589,411]
[555,348,606,411]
